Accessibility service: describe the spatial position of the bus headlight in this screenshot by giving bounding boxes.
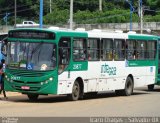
[42,78,53,85]
[49,77,53,81]
[7,78,10,81]
[5,75,8,79]
[45,81,48,84]
[10,79,13,83]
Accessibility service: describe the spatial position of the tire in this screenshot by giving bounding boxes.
[68,81,80,101]
[27,94,39,101]
[122,77,134,96]
[148,84,154,91]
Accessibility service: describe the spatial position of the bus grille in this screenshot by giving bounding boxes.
[11,80,41,92]
[8,69,47,77]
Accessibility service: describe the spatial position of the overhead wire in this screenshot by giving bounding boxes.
[0,5,37,16]
[0,5,30,12]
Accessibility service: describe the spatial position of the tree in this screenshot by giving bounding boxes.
[0,0,160,25]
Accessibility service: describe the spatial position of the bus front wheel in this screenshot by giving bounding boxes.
[68,81,80,101]
[27,94,39,101]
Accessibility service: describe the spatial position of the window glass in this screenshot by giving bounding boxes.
[101,39,113,61]
[58,37,71,73]
[114,39,125,60]
[126,40,136,60]
[88,38,100,61]
[147,41,156,59]
[7,42,56,71]
[136,41,147,60]
[73,38,87,61]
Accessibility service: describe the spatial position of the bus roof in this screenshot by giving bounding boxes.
[8,28,88,38]
[8,28,158,41]
[128,33,158,41]
[87,30,158,40]
[87,31,128,39]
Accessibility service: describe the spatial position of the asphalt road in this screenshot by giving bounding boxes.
[0,86,160,118]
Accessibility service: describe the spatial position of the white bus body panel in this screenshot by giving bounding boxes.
[57,61,156,95]
[57,31,156,95]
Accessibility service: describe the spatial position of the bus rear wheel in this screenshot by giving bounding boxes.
[68,81,80,101]
[123,77,134,96]
[27,94,39,101]
[116,77,133,96]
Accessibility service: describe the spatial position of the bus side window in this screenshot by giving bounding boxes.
[147,41,157,59]
[88,38,100,61]
[114,39,125,61]
[126,40,136,60]
[136,41,147,60]
[101,38,113,61]
[58,37,71,74]
[73,38,87,61]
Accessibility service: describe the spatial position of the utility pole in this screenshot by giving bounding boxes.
[50,0,52,13]
[14,0,17,28]
[40,0,43,28]
[125,0,134,31]
[139,0,143,34]
[69,0,73,30]
[130,0,133,31]
[99,0,102,11]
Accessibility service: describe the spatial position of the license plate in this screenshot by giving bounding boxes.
[21,86,30,90]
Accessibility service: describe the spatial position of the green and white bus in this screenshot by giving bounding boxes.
[2,28,159,101]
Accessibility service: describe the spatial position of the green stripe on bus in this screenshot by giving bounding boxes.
[129,35,158,40]
[127,60,156,67]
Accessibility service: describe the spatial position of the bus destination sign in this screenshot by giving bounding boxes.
[9,30,55,40]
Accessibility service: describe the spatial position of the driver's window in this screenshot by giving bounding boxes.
[58,37,71,74]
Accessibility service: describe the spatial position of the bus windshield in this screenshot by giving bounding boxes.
[7,41,56,71]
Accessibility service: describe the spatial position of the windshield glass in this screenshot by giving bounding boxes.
[7,41,56,71]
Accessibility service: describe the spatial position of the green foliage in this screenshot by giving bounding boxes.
[146,0,160,9]
[0,0,160,25]
[73,9,137,24]
[144,14,160,22]
[44,9,69,25]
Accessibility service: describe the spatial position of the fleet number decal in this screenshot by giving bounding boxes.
[73,64,82,70]
[11,76,21,80]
